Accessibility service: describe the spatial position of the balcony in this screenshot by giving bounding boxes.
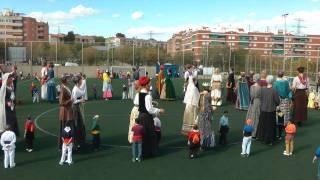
[272,36,284,41]
[210,41,225,45]
[209,34,226,39]
[239,42,250,46]
[239,36,252,40]
[272,50,284,54]
[293,37,309,42]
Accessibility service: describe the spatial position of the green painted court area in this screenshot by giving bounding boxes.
[1,78,319,180]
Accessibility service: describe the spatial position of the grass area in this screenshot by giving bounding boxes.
[1,78,319,180]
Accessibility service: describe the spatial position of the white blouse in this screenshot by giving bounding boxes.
[133,88,160,115]
[211,74,222,85]
[72,85,85,104]
[292,76,309,90]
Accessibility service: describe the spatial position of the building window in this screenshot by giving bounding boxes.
[254,37,257,40]
[264,51,268,54]
[265,37,269,41]
[264,44,268,47]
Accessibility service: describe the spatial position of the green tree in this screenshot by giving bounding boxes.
[116,33,126,38]
[64,31,75,43]
[94,36,105,43]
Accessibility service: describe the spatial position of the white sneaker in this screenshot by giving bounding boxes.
[10,163,15,168]
[283,151,289,156]
[59,161,64,165]
[289,153,293,156]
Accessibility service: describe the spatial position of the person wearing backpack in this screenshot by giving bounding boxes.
[187,124,201,159]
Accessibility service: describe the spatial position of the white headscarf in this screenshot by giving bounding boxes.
[0,73,11,132]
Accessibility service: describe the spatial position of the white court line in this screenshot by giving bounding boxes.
[34,104,242,150]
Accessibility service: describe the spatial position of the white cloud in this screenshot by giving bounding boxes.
[131,11,144,20]
[248,12,256,17]
[28,5,98,24]
[112,13,120,18]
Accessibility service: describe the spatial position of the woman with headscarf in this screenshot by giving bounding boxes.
[135,77,164,158]
[102,71,112,100]
[256,75,280,145]
[71,75,86,149]
[58,74,73,149]
[0,73,19,136]
[40,62,48,100]
[292,67,309,126]
[182,72,200,134]
[226,68,236,103]
[210,68,222,107]
[198,82,215,150]
[160,69,176,101]
[236,72,250,111]
[273,71,291,128]
[246,74,261,138]
[47,62,56,102]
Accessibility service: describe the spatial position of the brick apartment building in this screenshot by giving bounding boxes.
[49,34,96,44]
[167,28,320,62]
[0,9,49,42]
[105,36,167,49]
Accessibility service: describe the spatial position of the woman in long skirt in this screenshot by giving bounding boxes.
[256,75,280,145]
[198,83,215,149]
[136,77,164,158]
[0,73,19,136]
[246,74,261,138]
[292,67,309,126]
[40,62,48,100]
[102,71,112,100]
[47,63,56,102]
[182,74,200,134]
[160,69,176,100]
[226,68,236,103]
[236,72,250,110]
[71,75,86,149]
[210,68,222,107]
[273,71,291,126]
[128,83,140,143]
[157,65,165,97]
[58,74,74,149]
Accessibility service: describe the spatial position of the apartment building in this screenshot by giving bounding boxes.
[167,28,320,61]
[0,9,49,42]
[106,36,167,48]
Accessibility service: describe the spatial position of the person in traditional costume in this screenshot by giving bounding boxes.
[246,74,261,138]
[102,71,112,100]
[256,75,280,145]
[160,69,176,100]
[11,65,18,94]
[236,72,250,111]
[210,68,222,107]
[40,62,48,100]
[128,82,141,143]
[258,70,268,87]
[58,74,74,149]
[197,82,215,149]
[292,67,309,126]
[157,65,165,97]
[273,71,291,126]
[182,72,200,134]
[308,88,316,109]
[79,74,88,101]
[71,75,86,150]
[183,64,193,94]
[127,72,135,100]
[47,63,56,102]
[135,77,164,158]
[226,68,236,103]
[0,73,19,137]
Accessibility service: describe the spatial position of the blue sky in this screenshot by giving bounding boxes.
[2,0,320,40]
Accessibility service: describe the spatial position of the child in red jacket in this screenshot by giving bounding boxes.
[283,120,296,156]
[188,124,201,159]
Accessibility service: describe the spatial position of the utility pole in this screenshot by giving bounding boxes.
[317,47,320,82]
[282,13,289,71]
[4,23,7,64]
[132,39,135,66]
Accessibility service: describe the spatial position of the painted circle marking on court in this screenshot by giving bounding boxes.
[34,102,242,149]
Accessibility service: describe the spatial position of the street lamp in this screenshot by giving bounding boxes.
[282,13,289,71]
